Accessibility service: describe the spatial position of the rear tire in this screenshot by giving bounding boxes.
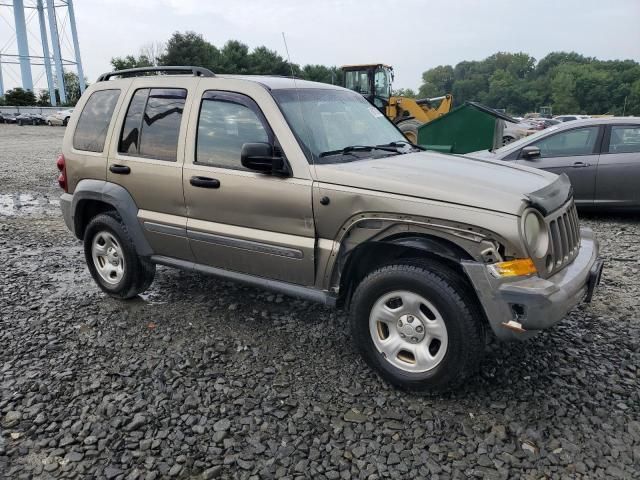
[397,119,422,144]
[84,212,156,299]
[350,259,485,393]
[63,117,69,126]
[502,135,515,146]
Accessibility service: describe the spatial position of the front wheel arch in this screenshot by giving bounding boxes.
[337,235,474,308]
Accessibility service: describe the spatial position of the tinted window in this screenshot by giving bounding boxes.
[530,126,599,158]
[609,126,640,154]
[118,88,186,161]
[118,89,147,155]
[196,95,269,170]
[73,89,120,152]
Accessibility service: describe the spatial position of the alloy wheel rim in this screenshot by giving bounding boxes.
[91,231,125,285]
[369,290,448,373]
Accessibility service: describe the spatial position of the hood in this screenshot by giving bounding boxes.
[314,151,557,215]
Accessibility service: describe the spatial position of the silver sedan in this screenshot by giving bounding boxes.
[469,117,640,209]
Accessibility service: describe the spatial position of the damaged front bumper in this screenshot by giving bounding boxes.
[462,228,602,341]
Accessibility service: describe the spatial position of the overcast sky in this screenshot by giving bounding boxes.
[1,0,639,92]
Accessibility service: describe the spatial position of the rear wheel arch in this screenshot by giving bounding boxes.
[70,180,153,256]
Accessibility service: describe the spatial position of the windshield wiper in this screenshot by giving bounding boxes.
[376,140,426,151]
[319,144,401,158]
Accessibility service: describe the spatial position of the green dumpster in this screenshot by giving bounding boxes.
[416,101,517,154]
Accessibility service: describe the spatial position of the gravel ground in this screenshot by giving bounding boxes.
[1,124,639,479]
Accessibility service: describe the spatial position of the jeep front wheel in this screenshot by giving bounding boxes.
[350,261,485,393]
[84,212,155,299]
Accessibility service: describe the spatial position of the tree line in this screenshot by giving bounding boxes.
[110,32,344,86]
[411,52,640,116]
[2,31,638,116]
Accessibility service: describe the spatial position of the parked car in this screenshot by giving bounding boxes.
[554,115,590,123]
[502,120,537,145]
[1,112,18,124]
[469,117,640,209]
[57,66,603,393]
[46,109,74,126]
[535,118,561,129]
[16,113,46,125]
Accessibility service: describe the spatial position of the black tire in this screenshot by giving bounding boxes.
[397,119,422,144]
[350,259,485,393]
[18,120,23,126]
[63,117,69,126]
[83,212,156,299]
[502,135,515,146]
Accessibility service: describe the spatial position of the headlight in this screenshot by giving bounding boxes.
[522,211,549,259]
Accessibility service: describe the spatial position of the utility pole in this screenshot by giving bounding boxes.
[12,0,34,91]
[66,0,85,93]
[36,0,57,106]
[0,55,4,97]
[46,0,66,103]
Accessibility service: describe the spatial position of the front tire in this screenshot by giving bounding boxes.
[350,260,485,393]
[84,212,156,299]
[397,119,423,144]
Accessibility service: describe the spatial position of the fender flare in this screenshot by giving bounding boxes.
[383,235,473,263]
[71,179,153,256]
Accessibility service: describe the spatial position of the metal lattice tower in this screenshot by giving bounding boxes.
[0,0,85,106]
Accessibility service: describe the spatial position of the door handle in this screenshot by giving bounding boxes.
[572,161,591,168]
[190,176,220,189]
[109,164,131,174]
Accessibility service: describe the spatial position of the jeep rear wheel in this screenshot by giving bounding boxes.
[84,212,155,299]
[350,260,484,393]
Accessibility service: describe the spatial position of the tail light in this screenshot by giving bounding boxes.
[56,153,68,192]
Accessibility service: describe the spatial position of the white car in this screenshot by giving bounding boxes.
[46,109,74,126]
[502,120,538,145]
[554,115,590,123]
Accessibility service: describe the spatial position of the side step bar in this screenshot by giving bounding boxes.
[150,255,337,307]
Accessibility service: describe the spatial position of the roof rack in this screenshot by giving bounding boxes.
[97,66,215,82]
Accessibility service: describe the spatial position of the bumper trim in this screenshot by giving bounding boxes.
[462,227,601,341]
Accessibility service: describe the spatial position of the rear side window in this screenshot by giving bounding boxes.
[73,89,120,152]
[118,88,187,161]
[608,126,640,154]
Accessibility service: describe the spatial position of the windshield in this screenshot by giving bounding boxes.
[271,88,407,163]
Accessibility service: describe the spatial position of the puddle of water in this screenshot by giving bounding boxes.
[0,193,57,217]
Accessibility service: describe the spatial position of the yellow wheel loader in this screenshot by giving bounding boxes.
[341,64,453,143]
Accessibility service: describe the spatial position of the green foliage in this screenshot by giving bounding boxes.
[115,31,343,87]
[418,51,640,115]
[36,90,51,107]
[392,88,417,98]
[110,55,153,70]
[3,88,36,106]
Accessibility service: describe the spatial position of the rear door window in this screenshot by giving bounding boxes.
[608,126,640,154]
[118,88,187,161]
[73,89,120,152]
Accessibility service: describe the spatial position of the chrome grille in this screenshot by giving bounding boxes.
[545,200,580,276]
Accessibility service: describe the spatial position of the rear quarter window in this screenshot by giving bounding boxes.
[73,89,120,152]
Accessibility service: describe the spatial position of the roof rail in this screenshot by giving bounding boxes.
[96,66,215,82]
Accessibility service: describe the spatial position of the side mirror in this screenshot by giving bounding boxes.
[522,145,541,159]
[240,143,289,176]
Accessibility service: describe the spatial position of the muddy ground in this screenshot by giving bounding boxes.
[0,125,638,479]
